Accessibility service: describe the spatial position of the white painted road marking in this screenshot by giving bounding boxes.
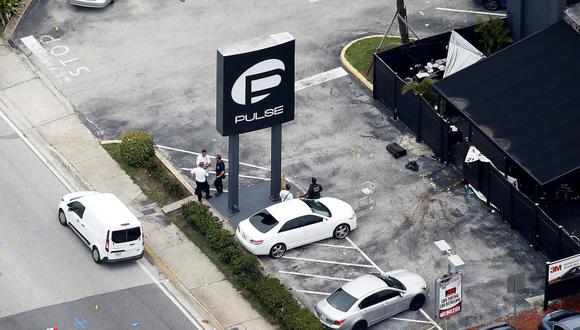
[295,67,348,91]
[436,7,506,17]
[281,256,376,268]
[180,168,271,181]
[312,243,357,249]
[20,35,52,64]
[157,144,271,171]
[279,270,352,282]
[346,237,384,272]
[292,289,330,296]
[392,317,434,324]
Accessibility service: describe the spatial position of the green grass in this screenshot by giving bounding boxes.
[344,36,401,83]
[166,211,278,325]
[102,143,188,206]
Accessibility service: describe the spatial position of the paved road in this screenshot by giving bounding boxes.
[0,117,199,329]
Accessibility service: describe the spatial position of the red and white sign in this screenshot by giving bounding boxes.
[436,273,462,319]
[548,253,580,284]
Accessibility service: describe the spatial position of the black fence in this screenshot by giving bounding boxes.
[374,57,450,162]
[464,160,580,260]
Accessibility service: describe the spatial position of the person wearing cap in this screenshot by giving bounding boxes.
[213,154,226,196]
[279,183,293,202]
[196,149,211,170]
[191,162,211,202]
[304,177,323,199]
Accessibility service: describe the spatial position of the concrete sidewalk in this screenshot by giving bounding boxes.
[0,41,273,330]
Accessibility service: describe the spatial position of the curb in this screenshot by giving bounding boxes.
[3,0,33,40]
[143,244,224,330]
[340,35,381,92]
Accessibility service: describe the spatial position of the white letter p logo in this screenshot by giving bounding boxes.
[231,59,285,105]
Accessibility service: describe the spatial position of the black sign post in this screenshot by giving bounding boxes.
[217,33,295,212]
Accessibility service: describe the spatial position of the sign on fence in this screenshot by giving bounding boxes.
[548,254,580,284]
[435,273,462,319]
[544,253,580,310]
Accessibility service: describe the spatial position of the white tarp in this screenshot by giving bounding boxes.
[443,31,485,78]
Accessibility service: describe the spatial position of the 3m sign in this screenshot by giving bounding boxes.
[435,273,462,319]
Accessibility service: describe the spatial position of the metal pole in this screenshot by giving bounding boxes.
[228,134,239,213]
[270,125,282,201]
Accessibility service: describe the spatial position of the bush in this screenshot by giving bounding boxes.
[0,0,22,26]
[180,201,325,330]
[119,131,155,167]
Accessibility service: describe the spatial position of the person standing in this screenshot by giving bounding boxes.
[305,177,323,199]
[196,149,212,170]
[213,154,225,196]
[191,162,211,202]
[279,184,293,202]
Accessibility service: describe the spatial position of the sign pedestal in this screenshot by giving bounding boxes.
[270,125,282,201]
[228,134,239,213]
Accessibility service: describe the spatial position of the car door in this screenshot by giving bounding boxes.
[358,293,383,325]
[277,218,305,249]
[301,215,331,244]
[379,290,405,320]
[67,201,90,245]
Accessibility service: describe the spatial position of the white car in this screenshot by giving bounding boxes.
[70,0,115,8]
[236,197,357,258]
[58,191,144,263]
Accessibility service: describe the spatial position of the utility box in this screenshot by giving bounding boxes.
[448,254,465,274]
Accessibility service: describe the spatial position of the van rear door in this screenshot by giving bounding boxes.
[109,226,142,257]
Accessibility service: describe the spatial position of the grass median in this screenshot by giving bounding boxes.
[344,36,401,83]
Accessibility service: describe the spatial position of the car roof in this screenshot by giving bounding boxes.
[341,274,388,299]
[265,199,311,223]
[78,193,140,228]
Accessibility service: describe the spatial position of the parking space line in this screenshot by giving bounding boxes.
[157,144,271,171]
[391,317,433,324]
[279,270,352,282]
[312,243,357,249]
[292,289,330,296]
[295,67,348,91]
[281,256,376,268]
[436,7,506,17]
[420,308,443,330]
[345,237,383,272]
[180,168,270,181]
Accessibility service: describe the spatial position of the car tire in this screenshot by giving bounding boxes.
[352,321,367,330]
[484,0,499,11]
[410,294,426,311]
[110,0,116,3]
[269,243,286,259]
[58,209,67,226]
[333,224,350,239]
[92,246,102,264]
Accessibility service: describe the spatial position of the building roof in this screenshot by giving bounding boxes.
[434,21,580,185]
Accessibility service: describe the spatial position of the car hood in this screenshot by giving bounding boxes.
[387,269,427,292]
[316,297,348,323]
[319,197,354,218]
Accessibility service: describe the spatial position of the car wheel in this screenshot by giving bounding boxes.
[352,321,367,330]
[110,0,116,3]
[269,243,286,259]
[410,294,426,311]
[484,0,499,11]
[333,224,350,239]
[58,209,67,226]
[92,246,102,264]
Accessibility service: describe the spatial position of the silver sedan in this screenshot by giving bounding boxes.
[315,270,429,330]
[70,0,115,8]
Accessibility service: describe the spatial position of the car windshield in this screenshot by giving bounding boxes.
[373,274,406,291]
[327,288,357,312]
[302,199,331,217]
[249,211,279,233]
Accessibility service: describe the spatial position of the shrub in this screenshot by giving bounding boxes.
[119,131,155,167]
[0,0,22,26]
[475,17,512,56]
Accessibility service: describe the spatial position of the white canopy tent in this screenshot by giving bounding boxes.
[443,31,485,78]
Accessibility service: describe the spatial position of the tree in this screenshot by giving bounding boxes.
[475,17,512,56]
[0,0,22,27]
[401,78,438,106]
[396,0,410,44]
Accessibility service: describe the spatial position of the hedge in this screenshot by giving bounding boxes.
[119,131,155,167]
[181,202,325,330]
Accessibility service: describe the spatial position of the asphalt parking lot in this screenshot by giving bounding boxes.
[9,0,548,328]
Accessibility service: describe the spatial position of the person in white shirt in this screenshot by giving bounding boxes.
[191,162,211,202]
[279,184,293,202]
[196,149,211,170]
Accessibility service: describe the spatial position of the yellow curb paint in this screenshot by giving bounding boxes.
[340,35,382,92]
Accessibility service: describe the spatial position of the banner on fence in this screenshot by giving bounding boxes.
[548,254,580,284]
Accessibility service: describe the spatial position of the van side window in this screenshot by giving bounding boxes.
[69,201,86,218]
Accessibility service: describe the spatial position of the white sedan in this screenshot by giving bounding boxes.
[236,197,357,258]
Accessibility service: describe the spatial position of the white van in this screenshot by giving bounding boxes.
[58,191,144,263]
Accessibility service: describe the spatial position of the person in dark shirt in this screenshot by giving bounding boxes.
[213,154,226,196]
[305,177,323,199]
